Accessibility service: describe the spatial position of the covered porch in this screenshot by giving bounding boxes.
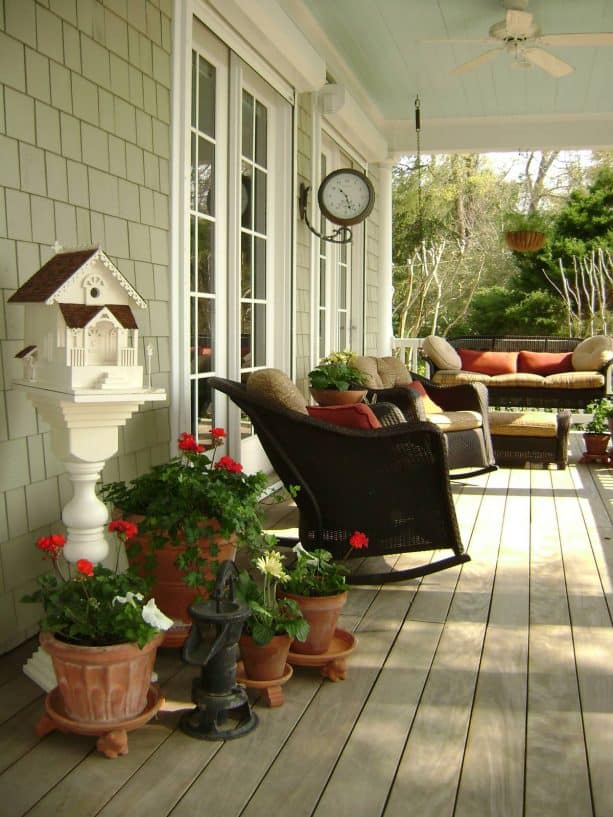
[2,433,611,817]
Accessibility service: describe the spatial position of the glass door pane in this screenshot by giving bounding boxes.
[189,50,218,439]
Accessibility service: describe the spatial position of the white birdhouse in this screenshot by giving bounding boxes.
[9,247,148,391]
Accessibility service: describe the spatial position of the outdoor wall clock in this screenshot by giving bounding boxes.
[299,168,375,244]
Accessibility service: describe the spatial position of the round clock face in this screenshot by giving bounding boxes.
[317,169,375,226]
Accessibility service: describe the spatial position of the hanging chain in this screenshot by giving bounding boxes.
[414,94,423,242]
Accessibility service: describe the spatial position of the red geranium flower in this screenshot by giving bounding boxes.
[76,559,94,576]
[210,427,226,439]
[178,432,204,453]
[215,455,243,473]
[349,531,369,550]
[36,534,66,560]
[108,519,138,540]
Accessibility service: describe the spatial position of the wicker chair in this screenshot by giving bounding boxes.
[209,376,470,585]
[351,356,497,479]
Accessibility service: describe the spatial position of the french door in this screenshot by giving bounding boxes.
[186,20,292,472]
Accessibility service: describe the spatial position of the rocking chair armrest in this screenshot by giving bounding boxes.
[410,374,489,415]
[366,386,427,421]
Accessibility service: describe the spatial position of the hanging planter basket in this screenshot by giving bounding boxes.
[504,229,546,253]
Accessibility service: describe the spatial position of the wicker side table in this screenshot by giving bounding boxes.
[488,410,571,470]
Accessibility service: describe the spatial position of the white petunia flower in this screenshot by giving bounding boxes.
[255,550,289,581]
[292,541,319,567]
[112,591,144,606]
[141,598,174,631]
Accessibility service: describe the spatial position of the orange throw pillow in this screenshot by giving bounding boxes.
[406,381,443,413]
[517,350,573,375]
[459,348,518,375]
[307,403,381,429]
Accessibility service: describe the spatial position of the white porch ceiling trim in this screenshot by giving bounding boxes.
[387,112,613,156]
[320,87,389,163]
[207,0,326,93]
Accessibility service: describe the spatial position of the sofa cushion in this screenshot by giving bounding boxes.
[307,403,381,429]
[488,373,545,386]
[488,410,557,438]
[422,336,461,371]
[572,335,613,371]
[246,368,308,414]
[458,348,518,375]
[518,350,574,375]
[427,410,482,432]
[432,369,491,386]
[544,371,605,388]
[407,381,443,413]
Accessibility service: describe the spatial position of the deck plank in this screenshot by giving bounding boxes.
[552,464,613,817]
[453,467,531,817]
[524,468,593,817]
[383,467,508,817]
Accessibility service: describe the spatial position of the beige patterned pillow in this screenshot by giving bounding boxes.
[376,356,412,387]
[352,356,382,388]
[246,369,308,414]
[571,336,613,371]
[422,336,461,370]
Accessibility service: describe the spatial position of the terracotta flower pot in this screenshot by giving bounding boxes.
[281,591,347,655]
[40,631,163,724]
[309,388,367,406]
[239,633,292,681]
[583,432,610,456]
[119,513,236,646]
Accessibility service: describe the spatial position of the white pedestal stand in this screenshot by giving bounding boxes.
[18,383,166,690]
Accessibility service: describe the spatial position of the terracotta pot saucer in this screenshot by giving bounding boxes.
[287,628,357,681]
[235,661,293,708]
[36,685,164,758]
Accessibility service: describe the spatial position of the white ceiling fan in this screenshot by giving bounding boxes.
[432,0,613,78]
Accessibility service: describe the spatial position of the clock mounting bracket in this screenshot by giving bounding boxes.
[299,183,353,245]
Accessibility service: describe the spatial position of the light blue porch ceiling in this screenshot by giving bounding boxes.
[282,0,613,155]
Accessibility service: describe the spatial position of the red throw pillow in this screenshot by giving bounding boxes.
[517,350,574,376]
[307,403,381,429]
[406,381,443,413]
[458,348,518,375]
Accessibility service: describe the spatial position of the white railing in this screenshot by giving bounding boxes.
[391,337,429,375]
[120,347,136,366]
[70,348,87,367]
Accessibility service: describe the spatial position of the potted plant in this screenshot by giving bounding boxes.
[582,397,613,456]
[281,533,368,655]
[22,522,173,730]
[236,545,309,681]
[308,350,368,406]
[503,210,549,252]
[98,429,267,644]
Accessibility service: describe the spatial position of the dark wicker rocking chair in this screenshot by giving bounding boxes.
[209,377,470,585]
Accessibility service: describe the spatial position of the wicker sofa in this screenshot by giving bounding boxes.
[422,335,613,410]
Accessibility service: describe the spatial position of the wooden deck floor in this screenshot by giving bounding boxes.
[1,432,612,817]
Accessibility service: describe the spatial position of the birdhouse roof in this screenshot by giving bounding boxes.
[15,345,37,359]
[7,247,146,308]
[59,303,139,329]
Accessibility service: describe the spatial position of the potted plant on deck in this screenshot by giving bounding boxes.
[308,350,368,406]
[281,534,368,655]
[582,397,613,457]
[503,210,549,253]
[98,429,267,645]
[235,545,309,681]
[22,523,173,752]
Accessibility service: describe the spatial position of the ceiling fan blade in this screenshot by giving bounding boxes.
[453,48,502,75]
[537,32,613,47]
[521,47,574,77]
[506,9,534,38]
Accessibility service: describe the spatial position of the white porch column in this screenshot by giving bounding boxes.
[377,160,394,355]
